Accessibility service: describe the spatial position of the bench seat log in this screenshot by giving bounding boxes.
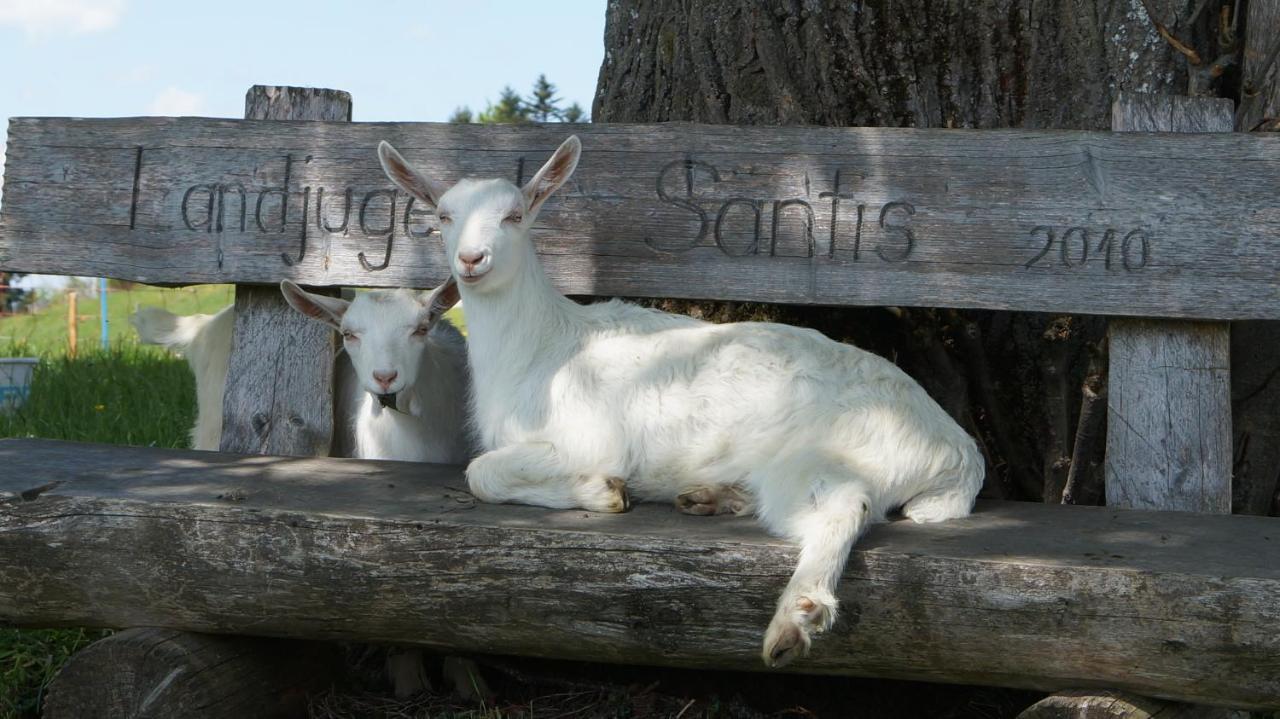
[1,439,1278,710]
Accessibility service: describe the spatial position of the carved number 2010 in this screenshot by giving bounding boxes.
[1025,226,1150,271]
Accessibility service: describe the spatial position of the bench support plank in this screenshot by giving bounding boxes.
[1105,95,1233,514]
[218,86,350,457]
[2,439,1278,710]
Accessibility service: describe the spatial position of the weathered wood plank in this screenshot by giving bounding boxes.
[1106,96,1234,514]
[43,628,342,719]
[1,439,1278,709]
[1238,0,1280,132]
[218,86,346,458]
[3,119,1279,319]
[1106,319,1232,512]
[218,284,336,456]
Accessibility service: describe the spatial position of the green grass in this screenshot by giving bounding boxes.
[0,284,234,356]
[0,629,106,719]
[0,343,195,447]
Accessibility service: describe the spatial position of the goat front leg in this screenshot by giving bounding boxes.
[762,481,872,668]
[466,442,630,513]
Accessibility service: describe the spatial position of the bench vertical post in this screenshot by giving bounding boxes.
[218,86,352,456]
[1104,94,1234,514]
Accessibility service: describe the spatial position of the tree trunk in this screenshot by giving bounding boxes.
[593,0,1253,507]
[1231,0,1280,517]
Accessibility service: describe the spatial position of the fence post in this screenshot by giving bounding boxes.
[98,277,108,349]
[65,291,77,358]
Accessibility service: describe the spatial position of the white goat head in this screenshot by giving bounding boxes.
[377,137,580,294]
[280,281,460,401]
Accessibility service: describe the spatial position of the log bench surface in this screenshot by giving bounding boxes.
[1,438,1277,709]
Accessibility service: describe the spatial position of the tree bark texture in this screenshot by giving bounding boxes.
[593,0,1265,510]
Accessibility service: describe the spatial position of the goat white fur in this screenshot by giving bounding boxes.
[130,305,233,451]
[130,285,469,464]
[378,136,985,668]
[281,281,471,464]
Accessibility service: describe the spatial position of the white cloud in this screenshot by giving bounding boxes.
[0,0,125,38]
[146,87,205,116]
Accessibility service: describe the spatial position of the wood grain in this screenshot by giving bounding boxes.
[2,438,1279,709]
[1237,0,1280,132]
[1106,319,1232,512]
[218,87,346,458]
[1106,96,1233,514]
[1018,690,1242,718]
[218,284,337,457]
[3,119,1279,319]
[43,627,342,719]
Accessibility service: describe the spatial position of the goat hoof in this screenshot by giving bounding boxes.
[676,487,718,515]
[578,475,630,513]
[605,476,631,512]
[676,485,752,516]
[761,617,810,669]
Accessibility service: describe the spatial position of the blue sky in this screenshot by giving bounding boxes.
[0,0,606,286]
[0,0,604,121]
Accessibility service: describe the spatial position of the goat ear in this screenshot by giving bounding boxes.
[377,141,449,207]
[280,280,350,331]
[522,135,581,215]
[420,276,461,324]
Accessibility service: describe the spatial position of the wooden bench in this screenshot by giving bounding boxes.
[1,86,1278,715]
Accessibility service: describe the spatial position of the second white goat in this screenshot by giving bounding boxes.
[378,136,985,669]
[131,282,469,463]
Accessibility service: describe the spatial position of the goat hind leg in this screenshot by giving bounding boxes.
[762,481,872,669]
[466,442,629,513]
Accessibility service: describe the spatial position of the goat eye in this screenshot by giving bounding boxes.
[342,330,357,341]
[411,325,429,337]
[505,211,523,224]
[438,213,452,224]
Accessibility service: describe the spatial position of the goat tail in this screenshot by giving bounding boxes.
[130,306,223,353]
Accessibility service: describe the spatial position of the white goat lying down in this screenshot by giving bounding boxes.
[378,136,985,668]
[130,283,469,463]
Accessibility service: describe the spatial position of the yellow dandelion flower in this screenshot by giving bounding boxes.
[94,404,106,411]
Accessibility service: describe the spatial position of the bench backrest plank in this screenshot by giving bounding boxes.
[3,119,1279,320]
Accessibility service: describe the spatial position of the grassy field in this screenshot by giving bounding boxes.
[0,284,234,356]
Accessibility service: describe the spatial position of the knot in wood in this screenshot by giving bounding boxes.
[251,413,270,436]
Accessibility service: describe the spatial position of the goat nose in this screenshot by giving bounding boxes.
[372,370,398,389]
[458,250,485,268]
